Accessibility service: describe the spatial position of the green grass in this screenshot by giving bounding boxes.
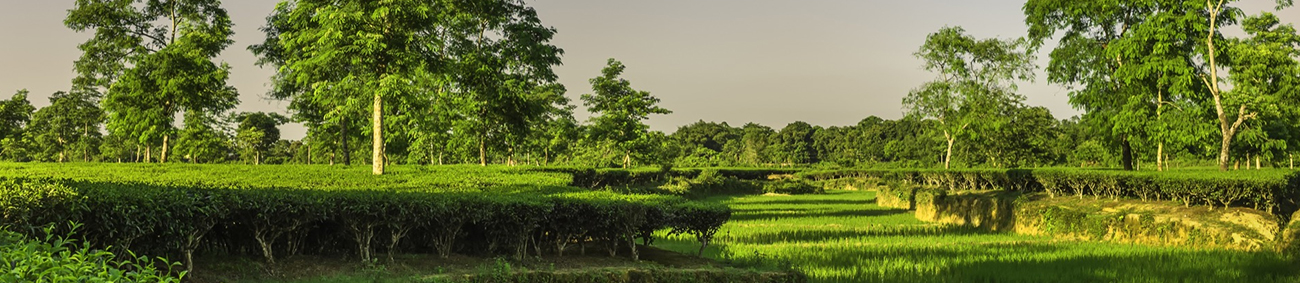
[654,190,1300,283]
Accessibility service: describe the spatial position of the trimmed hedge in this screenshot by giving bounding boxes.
[802,168,1300,220]
[0,177,731,272]
[547,167,801,189]
[761,179,824,195]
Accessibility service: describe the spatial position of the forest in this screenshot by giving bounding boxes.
[0,0,1294,173]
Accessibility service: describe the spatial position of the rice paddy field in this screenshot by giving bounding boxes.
[654,190,1300,283]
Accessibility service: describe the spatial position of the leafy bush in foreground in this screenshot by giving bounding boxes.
[0,224,182,282]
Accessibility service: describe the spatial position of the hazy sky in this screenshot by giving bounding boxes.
[1,1,1295,140]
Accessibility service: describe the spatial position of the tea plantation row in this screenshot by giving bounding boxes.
[804,168,1300,219]
[0,164,732,274]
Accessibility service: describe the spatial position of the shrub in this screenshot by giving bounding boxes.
[0,224,182,282]
[762,179,824,195]
[668,201,732,256]
[801,168,1300,218]
[0,177,730,271]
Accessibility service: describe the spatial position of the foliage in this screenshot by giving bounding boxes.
[667,201,732,256]
[761,179,824,195]
[66,0,240,163]
[582,59,673,168]
[904,26,1035,169]
[801,168,1300,219]
[0,164,730,269]
[26,90,104,162]
[0,225,182,282]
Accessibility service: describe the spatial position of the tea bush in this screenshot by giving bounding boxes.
[0,224,182,282]
[0,164,733,271]
[802,168,1300,219]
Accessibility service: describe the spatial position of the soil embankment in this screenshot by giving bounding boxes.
[882,185,1289,251]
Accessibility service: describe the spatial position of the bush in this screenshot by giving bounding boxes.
[801,168,1300,218]
[0,224,182,282]
[556,167,802,189]
[668,201,732,256]
[664,170,763,196]
[762,179,824,195]
[0,177,731,270]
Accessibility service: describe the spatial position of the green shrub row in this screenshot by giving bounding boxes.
[801,168,1300,219]
[0,178,731,271]
[819,177,882,191]
[761,179,824,195]
[548,167,801,189]
[655,170,823,197]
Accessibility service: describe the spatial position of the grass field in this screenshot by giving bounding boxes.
[654,190,1300,283]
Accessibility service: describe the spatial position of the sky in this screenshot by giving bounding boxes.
[0,1,1295,140]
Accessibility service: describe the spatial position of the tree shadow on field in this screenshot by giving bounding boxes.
[764,240,1300,283]
[732,207,815,214]
[737,199,876,206]
[727,225,987,245]
[921,249,1300,283]
[729,208,909,221]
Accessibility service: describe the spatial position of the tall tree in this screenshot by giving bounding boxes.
[774,121,818,165]
[739,123,776,166]
[1024,0,1158,171]
[260,0,441,175]
[435,0,564,166]
[582,59,672,168]
[233,112,289,165]
[66,0,240,164]
[0,90,35,141]
[26,90,104,162]
[903,27,1035,169]
[0,90,36,161]
[174,111,231,163]
[1218,11,1300,170]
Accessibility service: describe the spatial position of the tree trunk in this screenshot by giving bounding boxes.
[255,151,261,165]
[507,146,515,166]
[372,92,384,175]
[342,119,351,166]
[1255,155,1260,170]
[1121,135,1134,171]
[161,135,169,163]
[479,133,487,166]
[943,132,954,170]
[145,145,152,163]
[623,152,631,169]
[1157,142,1164,172]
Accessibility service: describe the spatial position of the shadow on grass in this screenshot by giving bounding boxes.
[716,240,1299,283]
[729,208,909,221]
[724,225,988,244]
[736,198,877,206]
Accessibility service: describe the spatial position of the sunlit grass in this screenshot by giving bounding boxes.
[655,190,1298,283]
